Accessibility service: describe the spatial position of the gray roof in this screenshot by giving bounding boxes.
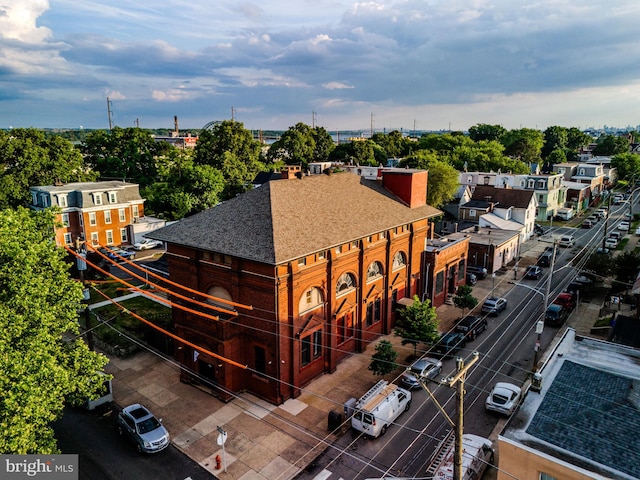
[151,172,442,265]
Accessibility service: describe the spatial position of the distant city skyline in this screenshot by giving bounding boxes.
[3,1,640,132]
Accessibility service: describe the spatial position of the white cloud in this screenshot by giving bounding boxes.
[322,81,353,89]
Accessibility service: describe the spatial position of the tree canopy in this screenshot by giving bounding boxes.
[394,296,440,356]
[0,207,109,453]
[0,128,95,209]
[611,153,640,180]
[468,124,507,143]
[592,134,630,156]
[399,151,459,207]
[368,340,398,377]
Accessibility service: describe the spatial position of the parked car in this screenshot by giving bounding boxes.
[466,272,477,285]
[133,238,164,251]
[455,315,488,341]
[534,224,545,236]
[553,292,576,311]
[524,265,542,280]
[545,304,568,326]
[596,247,610,254]
[635,226,640,235]
[481,297,507,316]
[618,221,630,231]
[117,404,170,453]
[558,235,575,248]
[485,382,523,415]
[609,231,622,241]
[538,253,553,267]
[466,265,488,279]
[431,332,467,358]
[400,357,443,389]
[605,237,618,249]
[99,247,135,261]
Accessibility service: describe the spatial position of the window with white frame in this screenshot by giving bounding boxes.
[58,194,68,207]
[89,212,97,226]
[527,179,535,188]
[120,228,128,243]
[108,191,117,203]
[61,213,69,226]
[118,208,126,222]
[392,251,407,270]
[106,230,114,245]
[90,232,99,245]
[63,233,72,245]
[132,205,139,218]
[93,193,103,205]
[299,287,323,314]
[104,210,111,224]
[469,209,476,217]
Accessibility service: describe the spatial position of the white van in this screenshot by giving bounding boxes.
[427,433,494,480]
[351,380,411,438]
[558,234,575,247]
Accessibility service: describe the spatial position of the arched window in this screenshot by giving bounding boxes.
[392,251,407,271]
[299,287,324,314]
[366,262,383,282]
[207,286,236,313]
[336,273,356,296]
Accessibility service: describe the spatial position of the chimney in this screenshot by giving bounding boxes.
[381,170,429,208]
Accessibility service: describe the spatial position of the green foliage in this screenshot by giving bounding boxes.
[81,127,170,187]
[468,124,506,143]
[613,251,640,285]
[611,153,640,180]
[394,295,440,348]
[541,126,569,159]
[500,128,544,164]
[584,251,613,279]
[328,139,383,165]
[371,131,412,158]
[453,285,478,315]
[0,128,95,209]
[368,340,398,377]
[400,152,459,207]
[546,149,567,165]
[0,207,109,453]
[193,121,264,199]
[593,134,629,156]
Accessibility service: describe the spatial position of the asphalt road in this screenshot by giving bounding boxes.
[53,404,214,480]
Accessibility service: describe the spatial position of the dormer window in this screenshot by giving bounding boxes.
[108,191,117,203]
[527,179,535,189]
[93,193,103,205]
[57,194,68,207]
[579,168,585,176]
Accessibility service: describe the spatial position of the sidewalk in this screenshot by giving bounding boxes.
[101,242,607,480]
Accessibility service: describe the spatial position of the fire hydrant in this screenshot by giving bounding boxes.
[215,454,222,470]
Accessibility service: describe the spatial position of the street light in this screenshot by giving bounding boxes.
[491,272,496,297]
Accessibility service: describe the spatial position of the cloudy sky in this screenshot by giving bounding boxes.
[2,0,640,132]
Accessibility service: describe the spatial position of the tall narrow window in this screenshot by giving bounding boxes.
[119,208,126,222]
[120,228,128,243]
[104,210,112,224]
[254,346,266,374]
[89,212,97,226]
[106,230,113,245]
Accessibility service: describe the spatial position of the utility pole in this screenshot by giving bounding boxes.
[601,194,612,251]
[312,111,317,128]
[231,106,235,121]
[75,238,93,351]
[106,97,113,130]
[534,241,556,372]
[416,352,479,480]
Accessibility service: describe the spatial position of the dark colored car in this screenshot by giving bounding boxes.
[534,224,545,235]
[431,332,466,358]
[466,272,477,285]
[524,266,542,280]
[400,357,443,389]
[455,315,488,341]
[467,265,488,279]
[538,253,552,267]
[545,304,568,326]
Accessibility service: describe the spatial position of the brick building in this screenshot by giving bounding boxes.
[29,181,145,248]
[151,170,442,404]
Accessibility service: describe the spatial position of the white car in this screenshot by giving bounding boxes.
[485,382,522,415]
[604,237,618,249]
[618,222,630,231]
[133,239,163,251]
[635,226,640,235]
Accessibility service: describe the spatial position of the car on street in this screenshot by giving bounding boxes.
[558,234,575,247]
[117,404,170,453]
[538,253,553,267]
[485,382,523,415]
[454,315,488,341]
[466,265,488,279]
[575,275,594,285]
[582,219,594,229]
[99,247,135,261]
[431,332,466,358]
[605,237,618,249]
[534,224,545,236]
[618,222,630,231]
[545,304,568,326]
[524,265,542,280]
[466,272,477,285]
[481,297,507,316]
[400,357,443,389]
[596,247,610,254]
[133,238,164,251]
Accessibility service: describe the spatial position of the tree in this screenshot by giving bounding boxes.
[452,285,478,316]
[468,124,506,143]
[394,295,440,357]
[592,134,629,156]
[368,340,398,377]
[0,207,109,453]
[194,121,263,199]
[613,251,640,287]
[81,127,170,187]
[501,128,544,164]
[541,126,569,159]
[0,128,95,209]
[399,151,459,207]
[611,153,640,180]
[328,139,384,166]
[371,130,412,158]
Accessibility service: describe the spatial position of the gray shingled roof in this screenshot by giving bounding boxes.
[151,172,442,265]
[527,361,640,478]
